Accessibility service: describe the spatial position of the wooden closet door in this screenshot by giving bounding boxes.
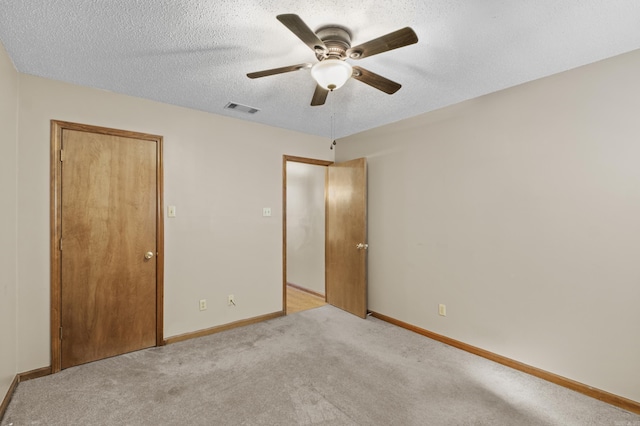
[60,128,158,368]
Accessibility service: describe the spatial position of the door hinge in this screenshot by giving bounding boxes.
[60,149,64,162]
[59,326,63,340]
[59,238,63,251]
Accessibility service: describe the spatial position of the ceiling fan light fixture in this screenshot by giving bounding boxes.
[311,59,353,91]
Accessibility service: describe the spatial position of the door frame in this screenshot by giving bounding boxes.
[282,155,333,314]
[50,120,165,373]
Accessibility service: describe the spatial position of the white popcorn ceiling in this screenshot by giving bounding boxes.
[1,1,640,139]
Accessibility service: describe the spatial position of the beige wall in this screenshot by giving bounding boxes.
[15,75,333,372]
[338,49,640,402]
[286,162,326,295]
[5,38,639,405]
[0,42,18,400]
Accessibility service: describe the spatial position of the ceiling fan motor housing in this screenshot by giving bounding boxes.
[315,26,352,61]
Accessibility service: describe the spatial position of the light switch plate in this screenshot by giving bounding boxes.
[168,205,176,218]
[262,207,271,217]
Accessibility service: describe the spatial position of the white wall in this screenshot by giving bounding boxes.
[16,75,333,372]
[286,162,326,295]
[337,49,640,402]
[0,42,18,399]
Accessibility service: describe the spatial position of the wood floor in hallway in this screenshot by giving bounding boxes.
[286,284,326,314]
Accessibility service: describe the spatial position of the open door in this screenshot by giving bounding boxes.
[326,158,368,318]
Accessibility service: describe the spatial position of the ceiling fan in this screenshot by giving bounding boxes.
[247,14,418,106]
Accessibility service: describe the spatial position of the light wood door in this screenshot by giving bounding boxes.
[59,128,159,369]
[326,158,368,318]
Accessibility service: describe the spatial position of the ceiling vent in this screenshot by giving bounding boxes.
[224,102,260,114]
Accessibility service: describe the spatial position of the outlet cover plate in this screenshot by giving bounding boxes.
[438,304,446,316]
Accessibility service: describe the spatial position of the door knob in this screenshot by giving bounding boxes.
[144,251,154,259]
[356,243,368,250]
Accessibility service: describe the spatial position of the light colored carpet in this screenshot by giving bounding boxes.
[3,305,639,425]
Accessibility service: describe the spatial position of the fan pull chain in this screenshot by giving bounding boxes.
[329,114,336,150]
[329,95,337,150]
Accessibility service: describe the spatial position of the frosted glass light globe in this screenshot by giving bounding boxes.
[311,59,353,91]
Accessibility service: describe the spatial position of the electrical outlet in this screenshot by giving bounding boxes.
[199,299,207,311]
[228,294,235,306]
[438,304,446,316]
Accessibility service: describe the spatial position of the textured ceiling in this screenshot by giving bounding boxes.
[1,1,640,139]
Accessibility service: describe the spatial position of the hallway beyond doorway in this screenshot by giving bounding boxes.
[286,284,326,314]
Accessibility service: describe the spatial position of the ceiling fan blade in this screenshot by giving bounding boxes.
[347,27,418,59]
[277,14,327,54]
[352,66,401,94]
[311,85,329,106]
[247,63,311,79]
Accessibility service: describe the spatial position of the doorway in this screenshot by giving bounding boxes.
[282,155,368,317]
[50,121,164,372]
[283,156,332,314]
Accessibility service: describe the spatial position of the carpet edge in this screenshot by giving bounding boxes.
[369,310,640,415]
[0,374,18,422]
[1,366,51,422]
[164,310,285,345]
